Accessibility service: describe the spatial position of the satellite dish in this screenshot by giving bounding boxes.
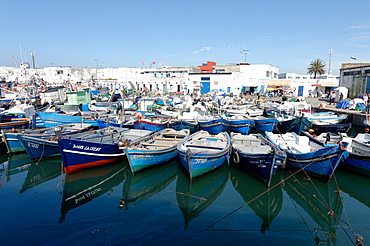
[20,62,30,69]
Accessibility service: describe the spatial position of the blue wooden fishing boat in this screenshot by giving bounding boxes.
[2,123,93,154]
[18,134,63,160]
[230,133,286,186]
[300,131,370,177]
[177,130,230,181]
[58,127,152,174]
[169,118,198,133]
[224,115,254,135]
[340,133,370,176]
[265,132,349,182]
[197,116,227,134]
[0,118,30,130]
[253,116,279,132]
[133,115,171,131]
[276,115,311,134]
[309,122,351,135]
[37,111,112,127]
[126,128,190,173]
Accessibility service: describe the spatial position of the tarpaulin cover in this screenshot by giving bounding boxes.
[336,100,350,109]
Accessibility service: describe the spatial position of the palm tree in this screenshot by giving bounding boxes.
[307,59,326,78]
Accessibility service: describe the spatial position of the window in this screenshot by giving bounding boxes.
[266,71,270,77]
[201,77,210,81]
[343,71,361,76]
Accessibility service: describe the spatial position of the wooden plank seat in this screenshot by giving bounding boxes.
[186,143,225,149]
[141,143,172,147]
[154,137,182,141]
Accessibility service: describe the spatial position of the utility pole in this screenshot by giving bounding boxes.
[328,49,332,75]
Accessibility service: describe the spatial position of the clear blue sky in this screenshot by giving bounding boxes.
[2,0,370,75]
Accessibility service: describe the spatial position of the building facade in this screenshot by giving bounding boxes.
[339,63,370,98]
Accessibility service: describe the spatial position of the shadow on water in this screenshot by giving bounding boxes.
[176,164,228,229]
[59,161,127,223]
[20,158,63,193]
[336,167,370,208]
[281,170,343,246]
[118,159,178,210]
[4,153,31,183]
[229,166,283,234]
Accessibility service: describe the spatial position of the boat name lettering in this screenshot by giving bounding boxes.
[85,188,102,197]
[27,142,39,149]
[74,188,102,204]
[195,159,207,164]
[84,146,102,151]
[72,144,102,151]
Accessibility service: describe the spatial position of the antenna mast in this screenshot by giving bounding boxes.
[12,54,18,68]
[31,51,36,68]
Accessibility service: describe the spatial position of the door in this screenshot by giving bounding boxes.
[366,77,370,94]
[298,86,304,96]
[200,82,210,94]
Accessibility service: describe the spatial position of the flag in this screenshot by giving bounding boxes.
[152,61,155,64]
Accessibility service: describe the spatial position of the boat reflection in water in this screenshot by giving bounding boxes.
[336,168,370,208]
[229,166,283,234]
[282,171,343,245]
[4,153,31,183]
[176,163,228,229]
[118,159,178,210]
[20,158,62,193]
[59,161,127,223]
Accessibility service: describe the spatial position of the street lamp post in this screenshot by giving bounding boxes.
[95,59,99,81]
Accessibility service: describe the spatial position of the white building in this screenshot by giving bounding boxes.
[1,62,338,97]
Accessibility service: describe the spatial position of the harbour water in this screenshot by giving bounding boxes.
[0,148,369,246]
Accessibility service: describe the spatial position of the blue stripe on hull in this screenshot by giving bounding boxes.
[126,148,178,172]
[178,151,229,180]
[234,152,284,184]
[286,145,349,181]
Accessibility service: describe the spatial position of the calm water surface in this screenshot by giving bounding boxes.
[0,151,369,246]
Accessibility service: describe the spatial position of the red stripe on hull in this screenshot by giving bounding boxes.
[64,157,122,174]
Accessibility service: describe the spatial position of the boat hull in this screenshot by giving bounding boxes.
[342,153,370,176]
[169,120,198,133]
[177,131,230,180]
[126,146,178,173]
[198,118,227,135]
[277,116,311,134]
[254,118,279,132]
[310,123,351,135]
[17,135,60,160]
[285,144,349,181]
[226,118,254,134]
[58,138,126,174]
